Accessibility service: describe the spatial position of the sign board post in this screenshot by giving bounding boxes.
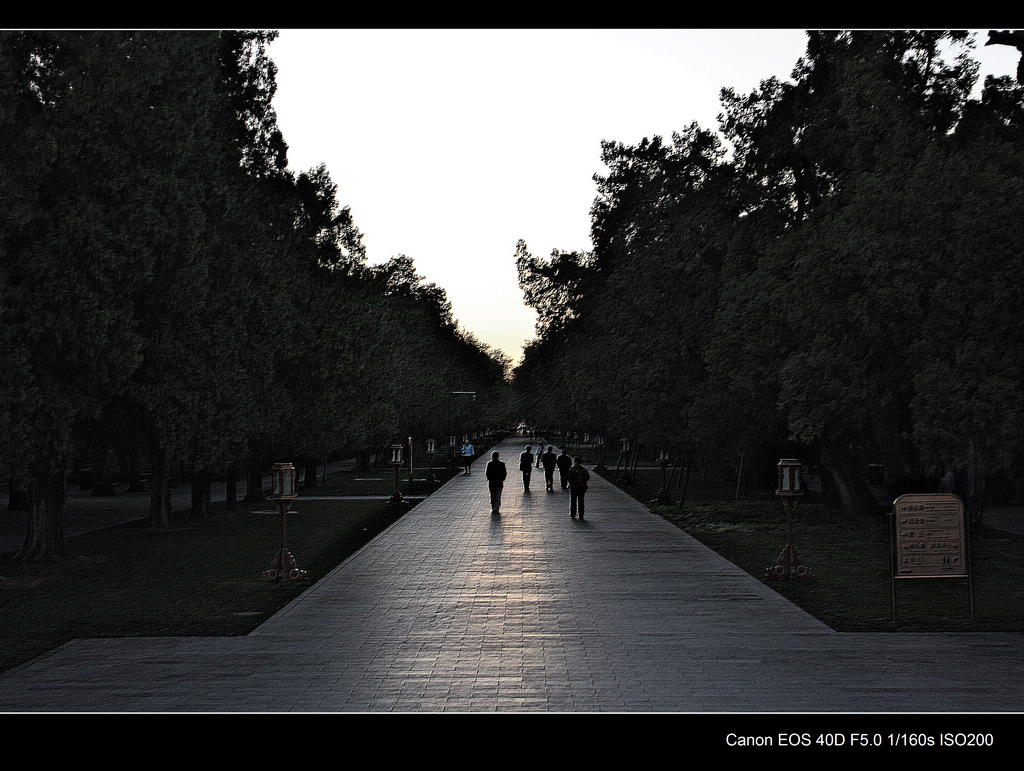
[890,493,974,622]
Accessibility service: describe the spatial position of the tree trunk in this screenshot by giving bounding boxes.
[20,460,67,563]
[244,462,263,503]
[150,443,172,530]
[869,398,913,481]
[7,478,28,511]
[968,439,985,539]
[225,464,237,511]
[244,441,265,503]
[302,456,317,489]
[74,455,91,490]
[817,439,880,516]
[126,443,145,492]
[190,467,211,518]
[89,445,117,496]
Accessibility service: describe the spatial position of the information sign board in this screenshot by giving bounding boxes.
[892,493,968,578]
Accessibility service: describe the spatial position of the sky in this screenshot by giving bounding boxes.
[267,29,1019,365]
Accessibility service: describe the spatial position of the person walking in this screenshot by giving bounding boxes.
[485,451,507,514]
[556,448,573,489]
[568,457,590,519]
[541,446,558,491]
[519,445,534,492]
[462,439,475,475]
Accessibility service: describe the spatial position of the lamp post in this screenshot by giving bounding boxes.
[768,458,812,580]
[595,436,607,474]
[654,449,673,504]
[425,438,438,485]
[445,435,454,474]
[616,438,633,484]
[387,444,407,507]
[261,462,308,583]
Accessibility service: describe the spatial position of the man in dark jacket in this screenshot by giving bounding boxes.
[556,449,573,489]
[485,451,507,514]
[541,446,558,491]
[519,445,534,492]
[568,457,591,520]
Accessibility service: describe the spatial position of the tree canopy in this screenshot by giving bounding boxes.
[513,30,1023,515]
[0,30,510,560]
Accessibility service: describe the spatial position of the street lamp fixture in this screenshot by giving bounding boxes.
[595,436,608,474]
[654,449,673,504]
[769,458,812,580]
[425,438,438,484]
[387,444,408,507]
[261,462,308,583]
[615,438,633,484]
[446,435,458,474]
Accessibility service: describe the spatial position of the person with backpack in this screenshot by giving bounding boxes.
[568,457,590,520]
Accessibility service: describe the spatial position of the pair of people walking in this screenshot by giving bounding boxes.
[485,448,590,520]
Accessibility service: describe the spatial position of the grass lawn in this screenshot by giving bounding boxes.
[0,465,452,674]
[600,465,1023,634]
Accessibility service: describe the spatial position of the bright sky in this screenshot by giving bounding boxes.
[268,29,1019,364]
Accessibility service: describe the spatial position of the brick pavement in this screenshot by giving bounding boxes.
[0,436,1020,712]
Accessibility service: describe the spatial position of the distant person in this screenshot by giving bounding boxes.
[462,440,475,475]
[541,446,558,491]
[485,451,507,514]
[556,448,573,489]
[519,445,534,492]
[568,457,591,520]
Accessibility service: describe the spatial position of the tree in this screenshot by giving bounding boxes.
[704,32,989,512]
[908,73,1024,510]
[1,31,152,558]
[513,30,1020,517]
[0,31,295,548]
[515,127,736,452]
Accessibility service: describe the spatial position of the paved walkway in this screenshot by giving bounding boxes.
[0,437,1020,712]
